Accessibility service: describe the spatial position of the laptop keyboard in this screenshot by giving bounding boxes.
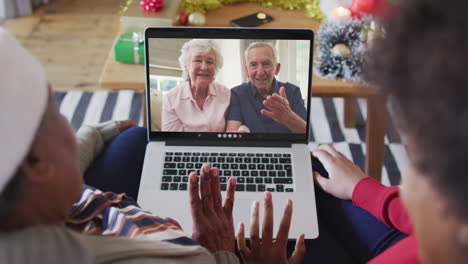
[160,152,294,192]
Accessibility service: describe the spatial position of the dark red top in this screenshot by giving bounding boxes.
[352,177,420,264]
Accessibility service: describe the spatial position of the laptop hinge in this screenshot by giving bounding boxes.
[165,139,294,148]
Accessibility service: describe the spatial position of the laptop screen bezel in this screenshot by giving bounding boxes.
[145,27,314,145]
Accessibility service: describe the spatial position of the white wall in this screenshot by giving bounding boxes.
[216,39,243,89]
[277,40,297,84]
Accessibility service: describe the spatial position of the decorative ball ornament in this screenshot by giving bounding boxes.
[176,11,188,25]
[140,0,164,13]
[350,0,392,18]
[188,12,206,26]
[350,0,374,17]
[331,44,351,56]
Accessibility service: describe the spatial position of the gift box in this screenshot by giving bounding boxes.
[120,0,181,33]
[114,32,145,64]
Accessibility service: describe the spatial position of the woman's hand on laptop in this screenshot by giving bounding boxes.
[312,144,367,200]
[237,192,306,264]
[189,164,237,253]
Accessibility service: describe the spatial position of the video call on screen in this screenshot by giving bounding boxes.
[147,38,311,135]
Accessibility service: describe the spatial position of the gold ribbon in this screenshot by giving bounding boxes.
[132,32,144,64]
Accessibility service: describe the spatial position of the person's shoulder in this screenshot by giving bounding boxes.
[164,83,187,104]
[212,81,230,94]
[230,82,250,94]
[0,226,94,264]
[280,81,300,90]
[166,83,184,97]
[280,81,302,97]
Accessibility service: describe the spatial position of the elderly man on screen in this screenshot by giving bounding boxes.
[226,42,307,134]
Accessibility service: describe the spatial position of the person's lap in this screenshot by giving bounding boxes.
[84,126,147,200]
[83,127,406,263]
[304,157,407,263]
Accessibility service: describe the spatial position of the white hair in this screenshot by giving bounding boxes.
[244,42,278,65]
[178,39,223,81]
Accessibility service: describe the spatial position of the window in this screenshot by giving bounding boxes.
[150,75,183,94]
[295,40,311,98]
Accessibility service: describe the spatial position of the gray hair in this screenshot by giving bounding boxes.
[178,39,223,81]
[244,42,278,65]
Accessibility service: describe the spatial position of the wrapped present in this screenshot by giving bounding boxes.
[120,0,181,33]
[114,32,145,64]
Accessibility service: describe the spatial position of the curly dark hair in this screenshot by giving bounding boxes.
[365,0,468,219]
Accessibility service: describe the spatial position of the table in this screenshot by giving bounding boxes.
[99,3,387,181]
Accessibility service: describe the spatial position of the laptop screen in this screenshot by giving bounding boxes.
[145,27,313,144]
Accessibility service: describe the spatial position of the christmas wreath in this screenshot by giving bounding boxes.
[315,19,367,82]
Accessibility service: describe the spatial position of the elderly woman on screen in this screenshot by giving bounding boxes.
[162,39,230,132]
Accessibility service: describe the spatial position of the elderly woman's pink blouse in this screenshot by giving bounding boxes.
[162,81,231,132]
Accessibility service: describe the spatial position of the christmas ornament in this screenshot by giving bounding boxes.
[177,11,188,25]
[331,43,351,56]
[188,12,206,26]
[350,0,391,18]
[350,0,373,17]
[315,19,367,82]
[140,0,164,13]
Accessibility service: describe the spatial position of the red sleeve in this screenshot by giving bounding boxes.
[352,177,413,235]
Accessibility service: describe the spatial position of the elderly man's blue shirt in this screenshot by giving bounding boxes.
[227,79,307,133]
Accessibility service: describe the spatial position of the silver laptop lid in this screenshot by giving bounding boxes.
[145,27,314,146]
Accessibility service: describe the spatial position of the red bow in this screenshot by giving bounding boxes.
[140,0,164,13]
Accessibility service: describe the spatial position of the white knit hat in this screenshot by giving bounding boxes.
[0,27,48,193]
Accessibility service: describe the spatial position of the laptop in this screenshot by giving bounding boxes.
[138,27,318,239]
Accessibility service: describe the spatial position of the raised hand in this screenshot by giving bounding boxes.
[261,86,306,133]
[261,86,293,124]
[237,192,306,264]
[189,164,237,253]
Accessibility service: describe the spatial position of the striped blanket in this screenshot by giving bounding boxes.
[66,185,195,245]
[54,91,407,186]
